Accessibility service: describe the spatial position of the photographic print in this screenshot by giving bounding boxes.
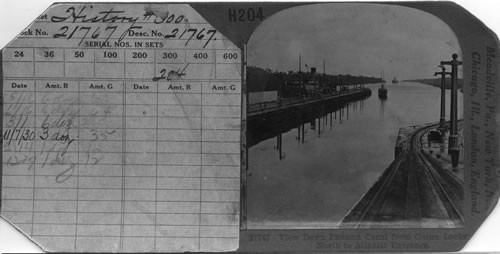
[245,3,464,229]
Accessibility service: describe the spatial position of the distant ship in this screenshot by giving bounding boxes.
[392,77,399,84]
[378,84,388,99]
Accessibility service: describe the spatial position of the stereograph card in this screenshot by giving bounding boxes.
[0,1,499,252]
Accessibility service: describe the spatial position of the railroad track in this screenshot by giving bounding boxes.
[341,121,464,228]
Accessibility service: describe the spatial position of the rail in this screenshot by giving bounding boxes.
[248,88,369,116]
[341,121,464,227]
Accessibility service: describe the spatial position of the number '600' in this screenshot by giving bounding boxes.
[223,53,238,60]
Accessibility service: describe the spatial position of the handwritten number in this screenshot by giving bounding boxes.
[40,126,49,140]
[163,28,216,48]
[67,26,79,39]
[53,26,69,38]
[90,129,98,141]
[54,25,217,48]
[196,28,206,40]
[153,69,166,82]
[164,28,178,39]
[203,30,217,48]
[56,164,76,183]
[152,63,189,81]
[78,26,92,46]
[178,29,187,39]
[103,25,118,45]
[175,15,184,23]
[146,11,185,24]
[7,115,17,128]
[185,28,197,46]
[91,27,101,39]
[85,144,104,165]
[90,128,116,141]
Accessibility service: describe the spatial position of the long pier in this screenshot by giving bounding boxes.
[340,122,464,228]
[247,88,371,147]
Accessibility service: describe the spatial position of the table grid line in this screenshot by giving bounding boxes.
[5,60,236,65]
[3,151,240,155]
[5,46,239,50]
[31,48,35,76]
[30,77,36,236]
[16,37,231,42]
[3,163,239,167]
[198,79,203,250]
[92,50,96,78]
[3,140,240,144]
[120,79,126,250]
[74,79,81,249]
[3,198,239,202]
[4,78,240,83]
[62,49,66,76]
[5,210,236,215]
[14,222,239,226]
[154,79,159,250]
[3,175,240,179]
[28,234,238,239]
[3,186,239,191]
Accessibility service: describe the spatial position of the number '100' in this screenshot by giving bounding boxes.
[103,51,118,58]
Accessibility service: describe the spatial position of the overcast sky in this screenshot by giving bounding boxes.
[247,3,462,80]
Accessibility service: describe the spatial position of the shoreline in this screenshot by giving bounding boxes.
[401,78,463,90]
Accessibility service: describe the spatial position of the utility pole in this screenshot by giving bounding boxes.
[299,54,303,97]
[323,59,326,91]
[440,54,462,168]
[299,54,301,73]
[323,59,326,75]
[434,65,451,134]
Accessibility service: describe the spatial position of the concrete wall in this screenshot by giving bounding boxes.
[249,91,278,104]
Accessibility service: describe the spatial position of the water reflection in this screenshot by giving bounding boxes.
[246,89,370,148]
[266,100,359,161]
[379,97,386,120]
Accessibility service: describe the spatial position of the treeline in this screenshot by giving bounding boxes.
[247,66,383,92]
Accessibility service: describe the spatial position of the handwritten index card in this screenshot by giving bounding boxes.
[1,3,241,252]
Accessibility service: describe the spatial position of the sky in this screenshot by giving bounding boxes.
[247,3,462,80]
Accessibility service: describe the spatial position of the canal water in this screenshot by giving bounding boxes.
[247,82,464,229]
